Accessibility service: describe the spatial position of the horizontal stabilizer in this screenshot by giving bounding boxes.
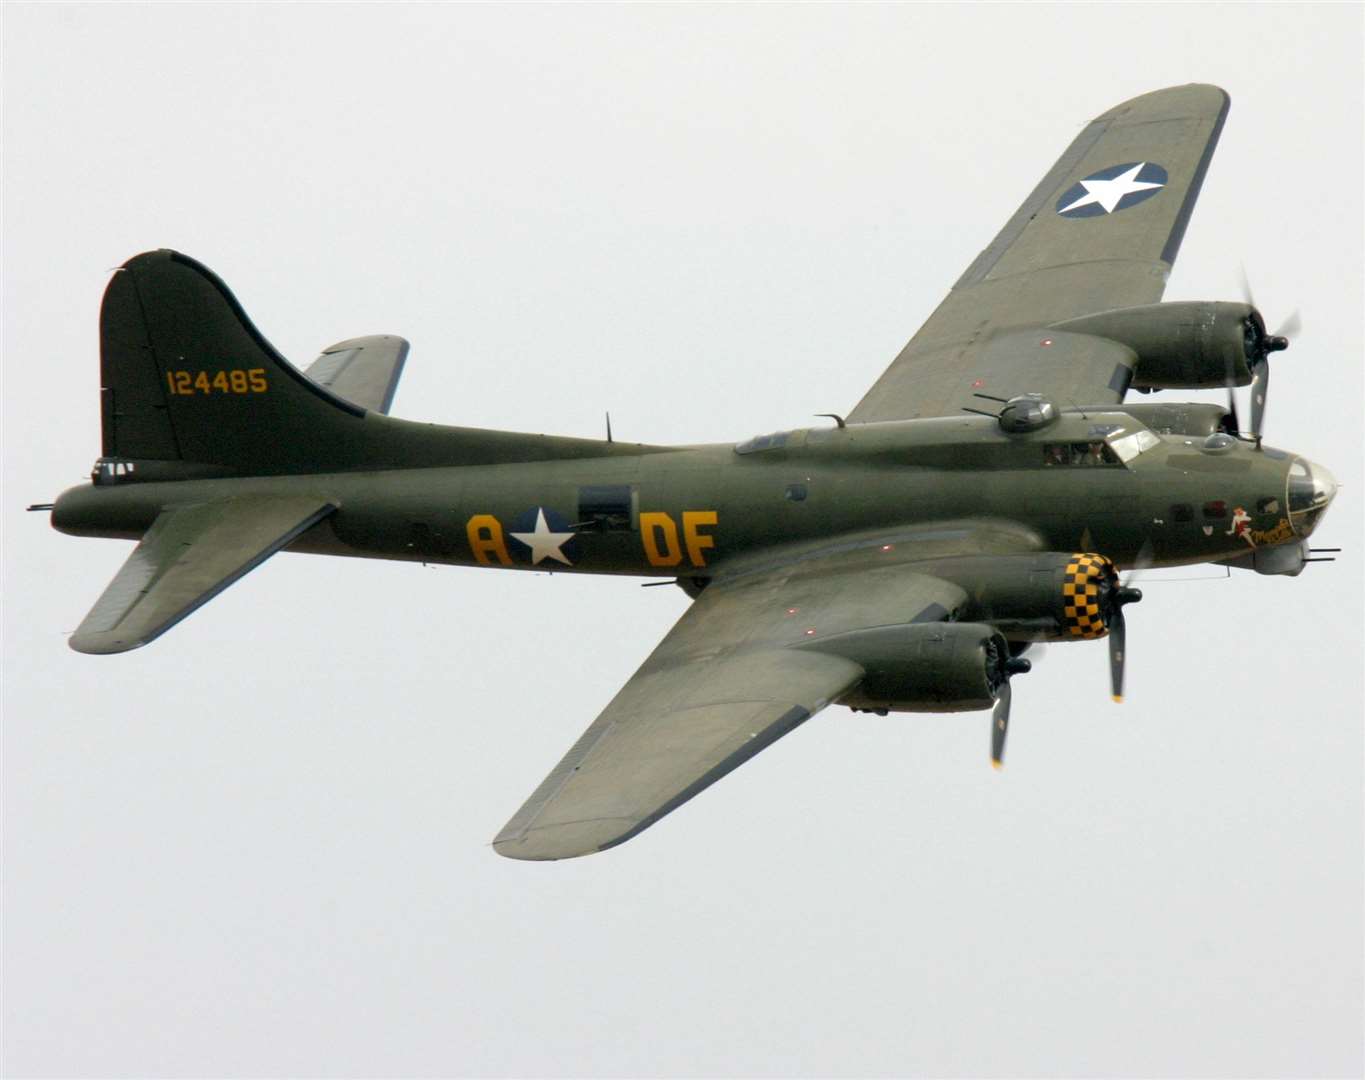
[70,495,337,655]
[304,335,409,415]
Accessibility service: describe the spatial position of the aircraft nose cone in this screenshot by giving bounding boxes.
[1287,458,1338,537]
[1315,462,1339,506]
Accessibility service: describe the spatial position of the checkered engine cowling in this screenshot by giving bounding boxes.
[1061,553,1119,640]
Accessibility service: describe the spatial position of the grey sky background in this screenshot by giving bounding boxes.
[3,4,1362,1077]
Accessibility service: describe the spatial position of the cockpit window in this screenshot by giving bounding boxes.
[1107,429,1160,463]
[735,431,790,455]
[1043,442,1120,467]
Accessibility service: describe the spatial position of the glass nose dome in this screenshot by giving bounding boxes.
[1287,458,1338,536]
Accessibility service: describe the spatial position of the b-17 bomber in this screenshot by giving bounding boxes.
[39,84,1337,859]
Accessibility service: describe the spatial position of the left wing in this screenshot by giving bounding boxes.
[849,84,1229,424]
[304,335,409,414]
[493,553,970,860]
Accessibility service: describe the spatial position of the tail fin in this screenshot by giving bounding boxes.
[97,249,664,479]
[100,250,374,475]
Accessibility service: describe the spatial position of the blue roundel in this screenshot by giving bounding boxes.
[1055,161,1168,218]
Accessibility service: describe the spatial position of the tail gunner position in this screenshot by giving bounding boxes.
[39,85,1337,859]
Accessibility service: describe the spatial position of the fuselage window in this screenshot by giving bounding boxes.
[577,485,635,532]
[91,458,136,485]
[1043,442,1121,467]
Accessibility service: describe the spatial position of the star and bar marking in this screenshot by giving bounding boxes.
[1056,162,1168,218]
[510,507,577,566]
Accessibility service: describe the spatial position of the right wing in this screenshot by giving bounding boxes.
[849,84,1230,424]
[493,551,972,861]
[304,335,409,414]
[70,495,336,655]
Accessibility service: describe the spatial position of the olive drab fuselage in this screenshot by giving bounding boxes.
[52,408,1325,586]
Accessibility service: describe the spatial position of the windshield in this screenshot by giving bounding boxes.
[735,431,790,455]
[1107,428,1160,464]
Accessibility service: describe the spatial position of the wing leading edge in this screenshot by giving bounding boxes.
[849,84,1230,424]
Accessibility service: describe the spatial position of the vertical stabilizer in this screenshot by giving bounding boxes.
[98,250,369,474]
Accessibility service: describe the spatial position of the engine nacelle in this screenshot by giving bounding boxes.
[913,552,1122,643]
[1052,301,1256,390]
[801,621,1013,714]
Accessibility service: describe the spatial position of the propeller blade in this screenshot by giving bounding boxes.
[1125,539,1155,587]
[1108,606,1127,703]
[1223,389,1241,436]
[1106,580,1140,703]
[1274,309,1302,341]
[1251,360,1270,439]
[991,681,1011,769]
[1238,264,1256,309]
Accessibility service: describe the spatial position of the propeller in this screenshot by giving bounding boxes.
[1105,584,1142,702]
[1105,542,1149,703]
[991,682,1012,769]
[992,543,1149,767]
[990,654,1033,769]
[1233,269,1300,440]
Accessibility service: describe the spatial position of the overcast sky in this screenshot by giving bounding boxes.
[4,4,1362,1077]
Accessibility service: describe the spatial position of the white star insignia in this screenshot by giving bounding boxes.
[510,507,576,566]
[1058,162,1164,215]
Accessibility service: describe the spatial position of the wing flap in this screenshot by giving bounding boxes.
[304,335,409,414]
[70,495,336,654]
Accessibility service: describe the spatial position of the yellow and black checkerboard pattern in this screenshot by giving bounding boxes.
[1061,553,1114,639]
